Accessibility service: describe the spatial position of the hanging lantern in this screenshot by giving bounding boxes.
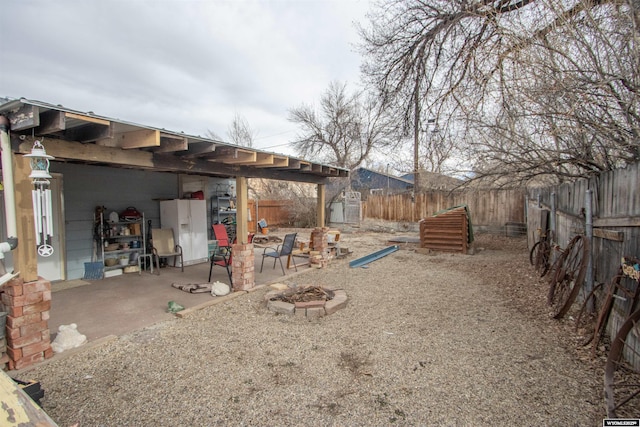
[26,140,55,257]
[25,140,54,183]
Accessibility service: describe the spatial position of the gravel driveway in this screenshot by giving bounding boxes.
[17,231,604,426]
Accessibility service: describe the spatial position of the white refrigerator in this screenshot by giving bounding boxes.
[160,199,209,266]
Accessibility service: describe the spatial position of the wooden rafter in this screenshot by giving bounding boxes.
[207,147,256,164]
[232,152,275,166]
[256,155,289,168]
[98,129,160,149]
[156,133,188,153]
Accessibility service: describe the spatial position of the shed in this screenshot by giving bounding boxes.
[419,206,473,254]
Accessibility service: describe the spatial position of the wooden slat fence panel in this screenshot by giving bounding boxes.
[527,161,640,350]
[249,199,293,231]
[365,188,526,232]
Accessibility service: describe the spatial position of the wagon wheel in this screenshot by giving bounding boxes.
[604,309,640,418]
[530,239,551,277]
[574,281,606,346]
[547,235,590,319]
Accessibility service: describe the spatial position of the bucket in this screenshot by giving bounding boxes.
[261,227,269,235]
[0,311,7,339]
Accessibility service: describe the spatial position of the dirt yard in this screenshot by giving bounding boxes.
[18,228,607,426]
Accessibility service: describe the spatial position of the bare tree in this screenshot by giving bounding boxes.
[288,80,398,169]
[227,113,255,148]
[358,0,640,185]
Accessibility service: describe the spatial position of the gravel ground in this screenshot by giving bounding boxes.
[21,230,605,426]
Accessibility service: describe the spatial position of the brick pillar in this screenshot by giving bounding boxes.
[310,227,330,268]
[231,243,255,291]
[1,277,53,370]
[311,227,329,255]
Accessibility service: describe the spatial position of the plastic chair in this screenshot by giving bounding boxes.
[151,229,184,275]
[260,233,297,275]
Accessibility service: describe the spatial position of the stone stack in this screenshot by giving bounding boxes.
[231,243,255,291]
[311,227,329,254]
[1,278,53,370]
[310,228,330,268]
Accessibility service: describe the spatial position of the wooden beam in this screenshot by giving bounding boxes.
[7,103,39,131]
[36,110,66,134]
[256,155,289,168]
[236,176,249,244]
[114,129,160,149]
[322,165,338,176]
[65,112,110,126]
[208,148,256,164]
[13,154,38,282]
[276,160,314,172]
[65,123,112,142]
[17,136,155,168]
[593,228,624,242]
[317,184,325,227]
[233,152,274,166]
[594,217,640,228]
[14,136,332,184]
[179,141,218,158]
[156,133,188,152]
[0,370,57,426]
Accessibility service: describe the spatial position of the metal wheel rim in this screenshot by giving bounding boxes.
[604,309,640,418]
[548,235,590,319]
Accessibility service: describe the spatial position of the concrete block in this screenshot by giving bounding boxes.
[324,299,347,315]
[267,300,295,315]
[306,307,325,319]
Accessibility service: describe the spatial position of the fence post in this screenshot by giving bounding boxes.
[585,189,594,311]
[550,192,557,243]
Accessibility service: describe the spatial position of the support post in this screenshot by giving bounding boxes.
[317,184,325,228]
[13,155,38,282]
[585,189,594,311]
[235,176,248,244]
[231,176,254,292]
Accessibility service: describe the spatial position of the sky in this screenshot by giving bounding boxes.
[0,0,373,156]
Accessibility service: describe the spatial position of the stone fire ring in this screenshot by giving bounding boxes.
[264,285,348,319]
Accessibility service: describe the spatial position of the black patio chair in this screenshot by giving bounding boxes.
[260,233,297,275]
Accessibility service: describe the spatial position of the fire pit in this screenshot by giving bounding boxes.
[264,284,348,318]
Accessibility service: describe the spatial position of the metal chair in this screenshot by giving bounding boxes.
[260,233,297,275]
[151,229,184,275]
[209,224,233,283]
[209,225,254,283]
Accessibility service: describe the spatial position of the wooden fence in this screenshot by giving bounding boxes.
[248,199,293,232]
[364,188,527,232]
[526,161,640,339]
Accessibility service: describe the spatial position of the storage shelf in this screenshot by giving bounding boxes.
[104,248,142,255]
[99,212,147,276]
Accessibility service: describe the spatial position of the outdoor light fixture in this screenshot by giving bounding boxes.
[25,140,55,257]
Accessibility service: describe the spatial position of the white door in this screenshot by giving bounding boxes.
[37,174,65,281]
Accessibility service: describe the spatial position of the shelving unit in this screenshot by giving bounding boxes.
[211,195,236,224]
[210,183,236,240]
[100,211,147,276]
